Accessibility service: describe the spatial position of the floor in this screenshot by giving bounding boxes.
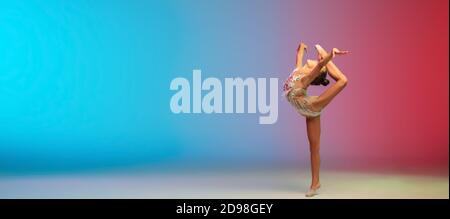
[0,168,448,199]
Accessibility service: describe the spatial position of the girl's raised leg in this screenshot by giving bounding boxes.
[312,78,347,110]
[312,45,348,110]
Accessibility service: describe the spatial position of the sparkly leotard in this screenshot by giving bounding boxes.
[283,68,322,118]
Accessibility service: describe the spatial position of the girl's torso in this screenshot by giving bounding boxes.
[284,68,322,117]
[283,68,308,96]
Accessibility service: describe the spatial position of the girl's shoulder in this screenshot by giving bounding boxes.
[283,67,305,93]
[291,68,306,81]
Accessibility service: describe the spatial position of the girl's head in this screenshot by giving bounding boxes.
[305,59,329,86]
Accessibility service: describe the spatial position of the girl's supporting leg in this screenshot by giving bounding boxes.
[306,116,321,189]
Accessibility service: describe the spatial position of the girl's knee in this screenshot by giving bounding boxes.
[309,144,320,153]
[338,78,348,87]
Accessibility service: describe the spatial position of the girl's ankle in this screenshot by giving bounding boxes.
[310,183,321,190]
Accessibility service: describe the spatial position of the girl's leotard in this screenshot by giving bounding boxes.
[283,68,322,118]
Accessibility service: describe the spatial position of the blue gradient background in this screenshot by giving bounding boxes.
[1,0,287,173]
[1,0,448,174]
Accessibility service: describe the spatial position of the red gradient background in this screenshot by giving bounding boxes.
[277,0,448,172]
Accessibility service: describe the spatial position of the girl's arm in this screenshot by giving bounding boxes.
[296,42,308,69]
[300,50,334,86]
[315,44,348,81]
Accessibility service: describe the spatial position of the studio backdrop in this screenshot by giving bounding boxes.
[0,0,448,174]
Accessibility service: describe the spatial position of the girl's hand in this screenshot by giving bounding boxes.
[331,48,349,57]
[298,42,308,52]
